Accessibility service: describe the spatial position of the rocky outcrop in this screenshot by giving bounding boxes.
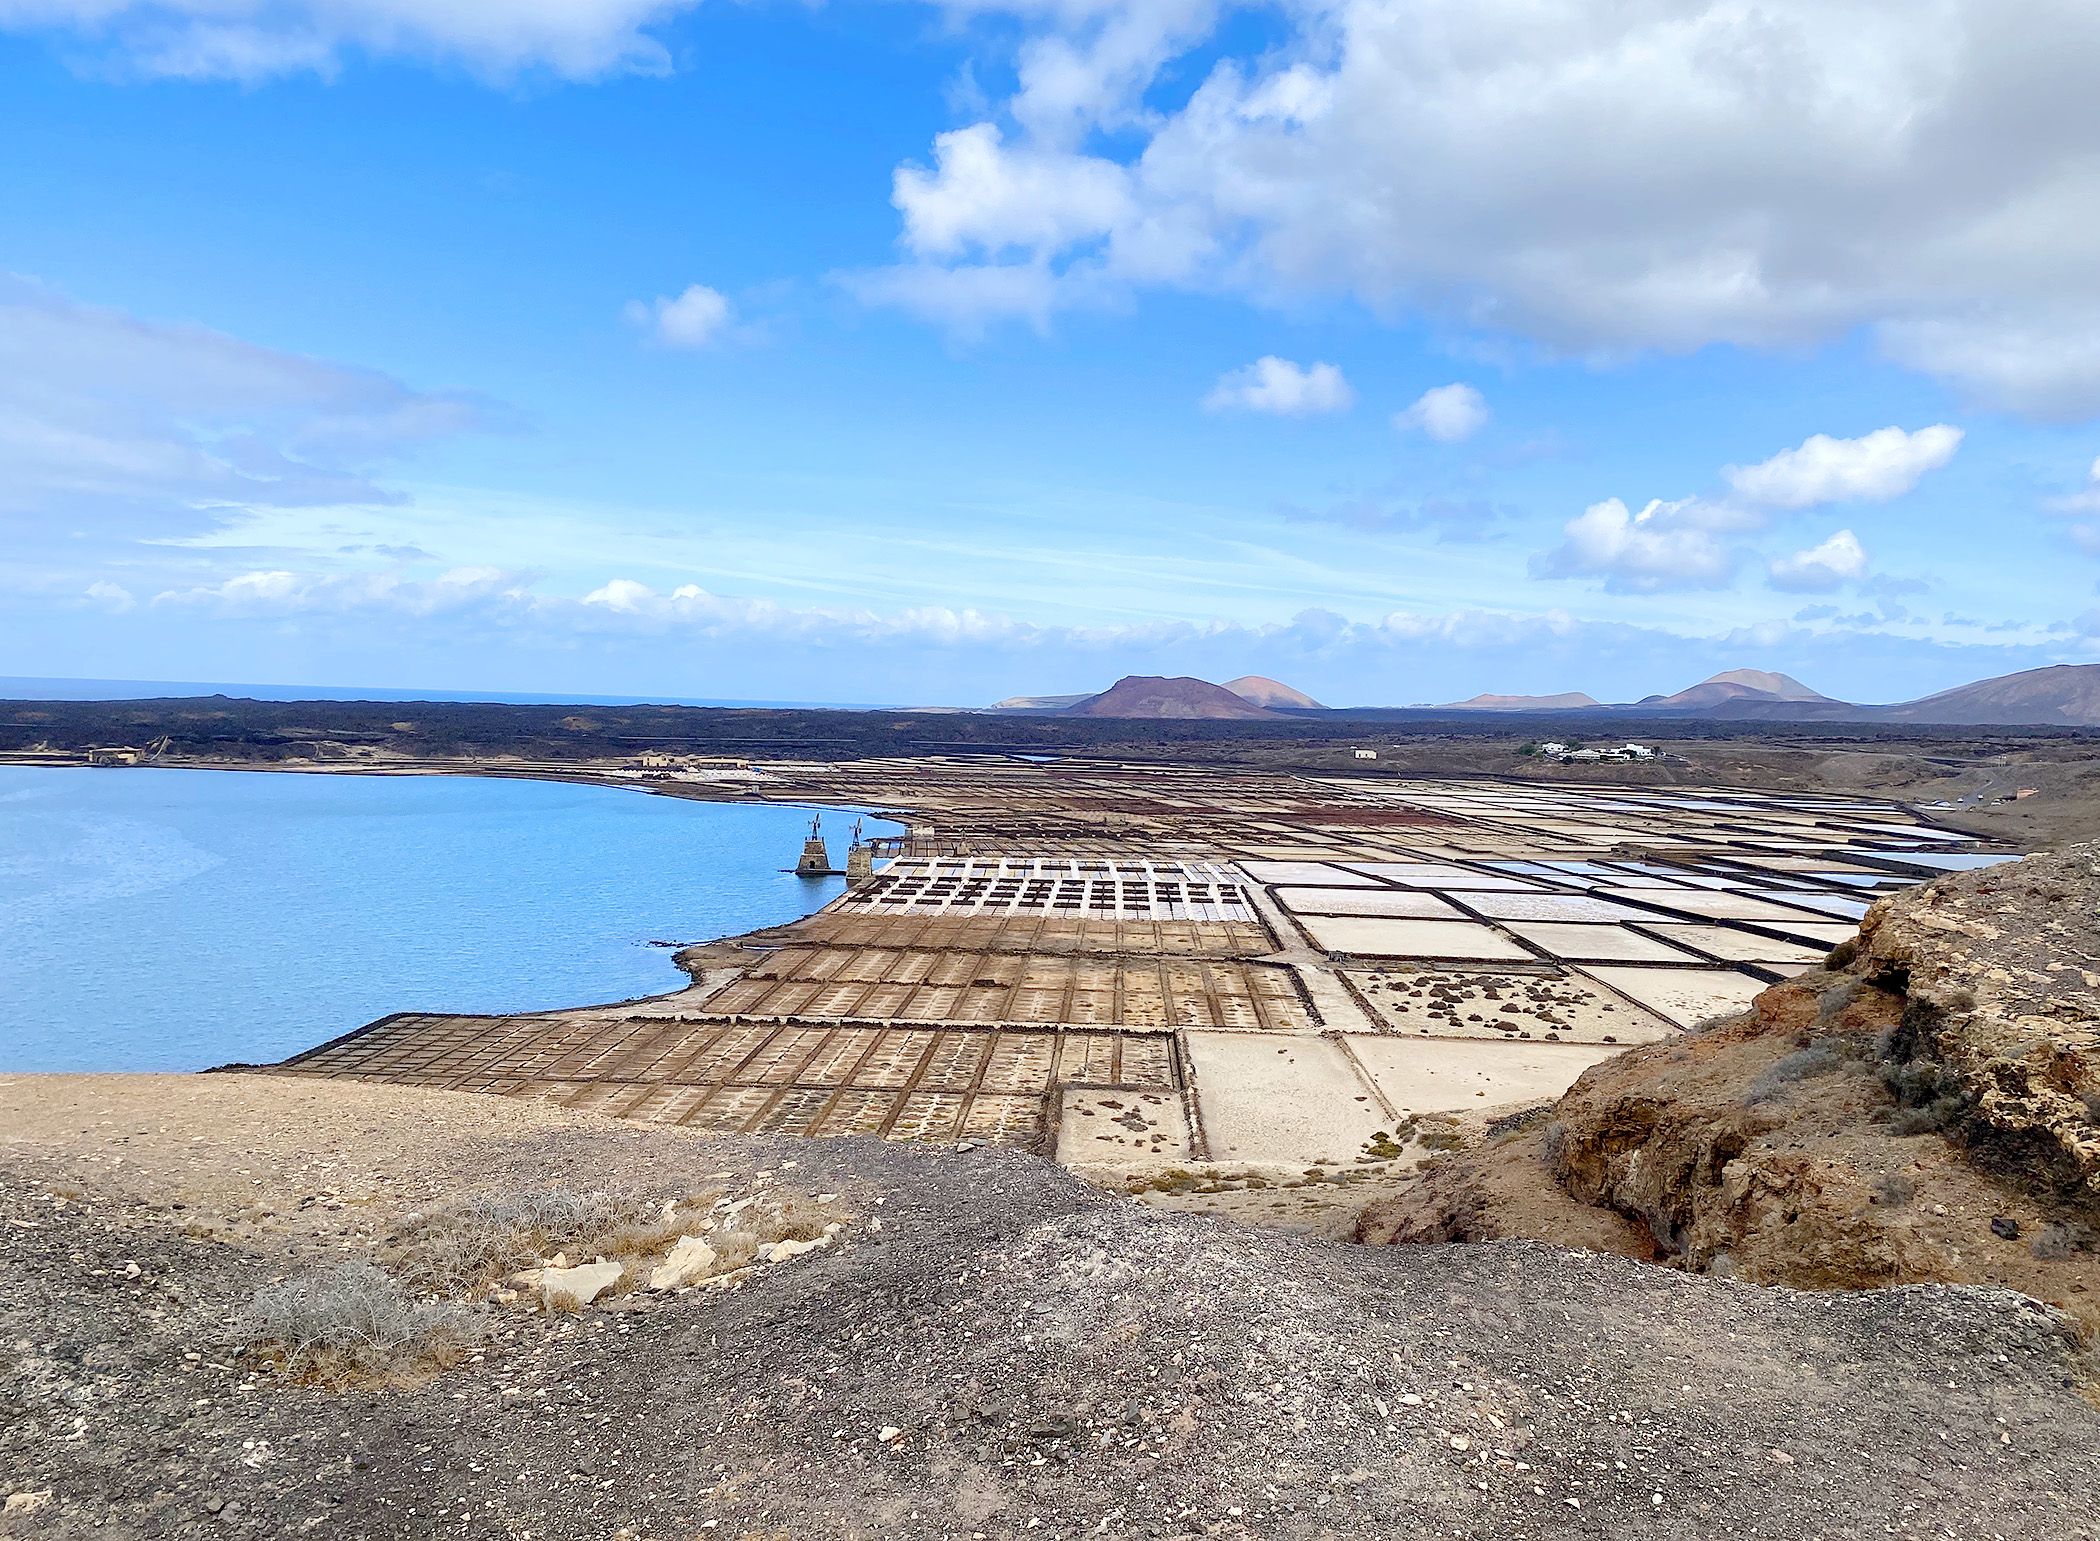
[1839,845,2100,1205]
[1357,845,2100,1337]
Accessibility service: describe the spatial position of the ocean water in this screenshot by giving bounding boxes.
[0,767,894,1073]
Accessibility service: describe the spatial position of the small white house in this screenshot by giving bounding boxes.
[1354,749,1378,760]
[1539,742,1570,757]
[1567,748,1603,762]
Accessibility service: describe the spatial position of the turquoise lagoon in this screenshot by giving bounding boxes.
[0,767,893,1072]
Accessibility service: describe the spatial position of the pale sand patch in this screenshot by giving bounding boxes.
[1180,1033,1389,1165]
[0,1073,720,1235]
[1640,926,1836,966]
[1347,1035,1625,1115]
[1055,1087,1191,1166]
[1578,966,1771,1028]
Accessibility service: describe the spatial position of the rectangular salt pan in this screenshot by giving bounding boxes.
[1297,915,1535,961]
[1497,923,1706,964]
[1274,888,1467,919]
[1580,966,1769,1029]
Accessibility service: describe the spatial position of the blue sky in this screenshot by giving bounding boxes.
[4,0,2099,708]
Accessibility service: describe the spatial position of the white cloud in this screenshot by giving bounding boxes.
[1726,426,1963,508]
[1393,383,1488,442]
[625,284,733,348]
[83,580,135,612]
[894,123,1136,261]
[1202,356,1353,416]
[2045,454,2100,515]
[0,273,483,545]
[862,0,2100,417]
[1768,529,1869,593]
[1528,497,1737,594]
[0,0,701,80]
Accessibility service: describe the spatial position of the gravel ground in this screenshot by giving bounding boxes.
[4,1081,2099,1541]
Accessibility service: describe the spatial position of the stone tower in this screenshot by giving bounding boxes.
[795,813,832,876]
[845,819,873,881]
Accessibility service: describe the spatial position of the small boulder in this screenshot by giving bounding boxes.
[758,1235,832,1265]
[648,1235,718,1291]
[542,1260,623,1309]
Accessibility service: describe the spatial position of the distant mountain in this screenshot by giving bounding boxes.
[1222,675,1326,709]
[990,692,1097,711]
[1638,669,1838,710]
[1061,676,1279,720]
[1440,691,1602,711]
[1879,664,2100,726]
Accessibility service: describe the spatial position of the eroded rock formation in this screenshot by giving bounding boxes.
[1358,844,2100,1339]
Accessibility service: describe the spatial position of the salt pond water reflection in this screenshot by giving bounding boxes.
[0,767,893,1072]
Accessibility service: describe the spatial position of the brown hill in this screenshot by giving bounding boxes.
[1221,675,1325,709]
[1883,663,2100,726]
[1440,691,1602,711]
[1638,669,1837,709]
[1061,675,1278,719]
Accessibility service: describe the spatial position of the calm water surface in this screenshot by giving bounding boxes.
[0,767,893,1072]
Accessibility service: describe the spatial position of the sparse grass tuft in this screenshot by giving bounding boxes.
[1871,1172,1917,1208]
[2030,1223,2096,1261]
[240,1261,476,1383]
[708,1230,759,1273]
[1745,1040,1853,1105]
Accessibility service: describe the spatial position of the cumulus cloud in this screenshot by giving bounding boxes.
[1202,356,1353,416]
[1528,498,1737,594]
[0,273,484,545]
[625,284,733,348]
[1393,383,1488,442]
[1536,424,1955,594]
[1726,426,1963,508]
[0,0,701,80]
[895,123,1137,261]
[856,0,2100,417]
[1768,529,1869,593]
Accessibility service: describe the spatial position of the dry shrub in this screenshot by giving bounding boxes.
[751,1194,835,1244]
[709,1230,759,1273]
[240,1261,476,1384]
[386,1187,718,1293]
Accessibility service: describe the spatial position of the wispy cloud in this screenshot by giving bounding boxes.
[0,273,488,550]
[624,284,735,348]
[2,0,703,81]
